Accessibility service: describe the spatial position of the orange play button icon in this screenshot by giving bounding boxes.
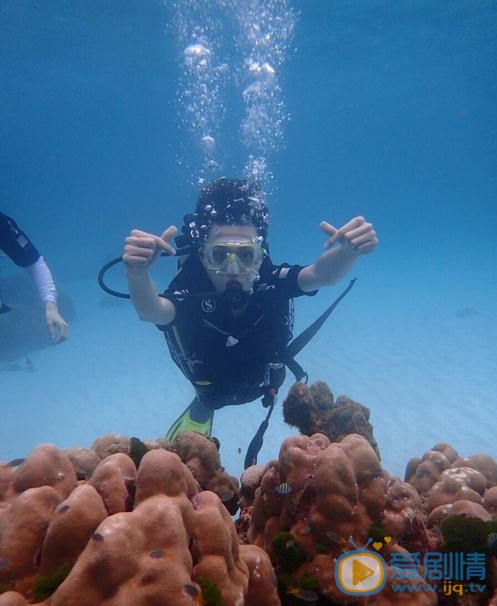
[336,551,386,595]
[352,559,375,585]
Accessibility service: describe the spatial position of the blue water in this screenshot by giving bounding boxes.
[1,1,496,477]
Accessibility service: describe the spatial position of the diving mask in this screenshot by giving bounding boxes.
[201,240,264,273]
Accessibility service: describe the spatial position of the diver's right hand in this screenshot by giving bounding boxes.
[123,227,177,273]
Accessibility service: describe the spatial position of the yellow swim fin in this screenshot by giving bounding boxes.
[165,401,214,441]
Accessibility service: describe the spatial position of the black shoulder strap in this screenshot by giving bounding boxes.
[286,278,357,362]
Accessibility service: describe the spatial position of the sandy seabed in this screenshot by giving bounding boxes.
[1,270,496,480]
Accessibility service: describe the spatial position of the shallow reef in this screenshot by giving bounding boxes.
[1,381,497,605]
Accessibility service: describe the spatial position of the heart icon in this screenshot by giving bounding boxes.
[384,536,392,543]
[373,541,383,550]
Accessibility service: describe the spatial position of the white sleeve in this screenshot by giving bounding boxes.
[26,256,57,305]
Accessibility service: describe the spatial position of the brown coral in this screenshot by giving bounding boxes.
[88,453,137,514]
[12,445,77,498]
[282,380,380,457]
[170,432,240,514]
[0,486,62,595]
[3,429,497,605]
[0,438,280,605]
[407,442,497,533]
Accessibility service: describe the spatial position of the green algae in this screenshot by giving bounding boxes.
[32,563,73,602]
[197,576,224,606]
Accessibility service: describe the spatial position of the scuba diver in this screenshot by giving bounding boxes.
[0,211,68,344]
[122,177,377,453]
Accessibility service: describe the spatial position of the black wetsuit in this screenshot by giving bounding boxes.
[157,253,317,409]
[0,212,40,267]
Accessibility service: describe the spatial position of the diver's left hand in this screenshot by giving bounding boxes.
[320,216,378,255]
[45,302,69,344]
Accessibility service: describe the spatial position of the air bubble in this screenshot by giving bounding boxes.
[200,135,216,153]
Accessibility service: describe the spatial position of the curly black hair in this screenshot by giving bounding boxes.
[176,178,270,249]
[196,177,270,238]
